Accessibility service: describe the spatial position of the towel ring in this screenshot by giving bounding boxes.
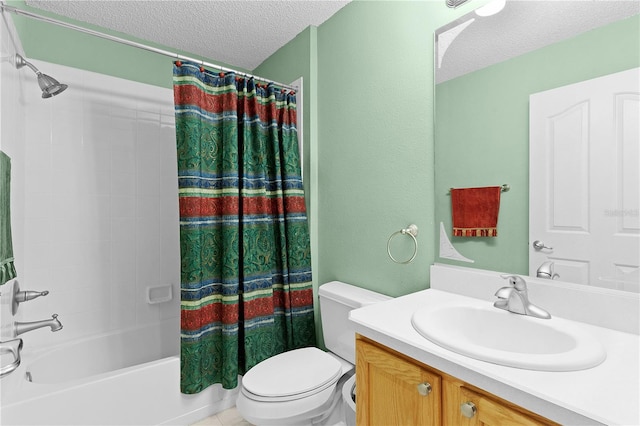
[387,224,418,264]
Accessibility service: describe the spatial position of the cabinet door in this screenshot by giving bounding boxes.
[356,339,441,425]
[444,381,554,426]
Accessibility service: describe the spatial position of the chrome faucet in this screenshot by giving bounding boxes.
[494,275,551,319]
[12,281,50,315]
[14,314,63,336]
[536,261,560,280]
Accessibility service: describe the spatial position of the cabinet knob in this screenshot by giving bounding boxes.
[460,401,477,418]
[417,382,432,396]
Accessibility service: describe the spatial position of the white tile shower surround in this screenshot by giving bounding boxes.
[191,407,254,426]
[0,11,27,337]
[3,58,180,349]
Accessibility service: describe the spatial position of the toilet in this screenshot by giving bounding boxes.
[236,281,390,425]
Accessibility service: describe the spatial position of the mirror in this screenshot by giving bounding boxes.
[434,1,639,291]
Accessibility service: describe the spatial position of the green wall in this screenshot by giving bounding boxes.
[434,15,640,276]
[313,1,474,298]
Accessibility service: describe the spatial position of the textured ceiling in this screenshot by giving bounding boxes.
[25,0,351,71]
[436,0,640,83]
[24,0,640,78]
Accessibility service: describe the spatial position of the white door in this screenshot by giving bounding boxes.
[529,68,639,292]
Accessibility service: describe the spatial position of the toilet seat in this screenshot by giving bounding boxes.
[242,347,342,402]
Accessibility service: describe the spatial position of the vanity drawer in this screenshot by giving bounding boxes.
[443,381,557,426]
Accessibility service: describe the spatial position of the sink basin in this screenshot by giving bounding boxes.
[411,301,606,371]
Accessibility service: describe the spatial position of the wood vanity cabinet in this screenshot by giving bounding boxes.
[356,336,558,426]
[356,335,442,425]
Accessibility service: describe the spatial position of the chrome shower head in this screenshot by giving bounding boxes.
[15,54,68,98]
[37,73,68,98]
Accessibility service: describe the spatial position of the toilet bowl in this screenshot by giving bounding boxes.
[236,347,352,425]
[235,281,390,426]
[342,375,356,426]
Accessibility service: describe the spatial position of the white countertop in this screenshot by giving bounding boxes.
[349,288,640,426]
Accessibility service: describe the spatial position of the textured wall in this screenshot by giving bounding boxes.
[315,1,467,297]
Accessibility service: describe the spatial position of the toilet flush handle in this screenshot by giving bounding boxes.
[417,382,432,396]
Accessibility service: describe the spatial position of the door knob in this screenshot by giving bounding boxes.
[417,382,432,396]
[460,401,477,418]
[533,240,553,250]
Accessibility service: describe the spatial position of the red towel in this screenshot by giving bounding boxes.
[451,186,501,237]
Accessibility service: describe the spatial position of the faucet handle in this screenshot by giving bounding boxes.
[16,290,49,302]
[500,274,527,291]
[12,281,50,315]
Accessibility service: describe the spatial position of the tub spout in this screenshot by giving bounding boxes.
[15,314,63,336]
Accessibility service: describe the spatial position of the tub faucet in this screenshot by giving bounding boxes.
[494,275,551,319]
[14,314,63,336]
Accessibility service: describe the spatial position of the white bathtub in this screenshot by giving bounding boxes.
[0,320,238,425]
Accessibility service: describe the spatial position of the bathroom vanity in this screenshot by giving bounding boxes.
[356,336,556,425]
[350,264,640,425]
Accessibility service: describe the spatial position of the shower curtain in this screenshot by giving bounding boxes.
[1,151,17,286]
[174,62,315,393]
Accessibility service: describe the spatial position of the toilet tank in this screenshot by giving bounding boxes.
[319,281,391,364]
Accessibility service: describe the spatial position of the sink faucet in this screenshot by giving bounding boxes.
[14,314,63,336]
[536,261,560,279]
[494,275,551,319]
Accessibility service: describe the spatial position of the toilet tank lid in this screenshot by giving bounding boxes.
[319,281,392,308]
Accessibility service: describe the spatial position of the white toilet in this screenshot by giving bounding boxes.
[236,281,390,425]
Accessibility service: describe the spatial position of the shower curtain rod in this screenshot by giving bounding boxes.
[0,4,297,91]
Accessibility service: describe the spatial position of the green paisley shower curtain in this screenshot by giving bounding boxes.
[174,62,315,393]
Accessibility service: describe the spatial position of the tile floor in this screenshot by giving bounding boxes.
[190,406,254,426]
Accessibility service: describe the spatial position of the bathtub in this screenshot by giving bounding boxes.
[0,320,238,425]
